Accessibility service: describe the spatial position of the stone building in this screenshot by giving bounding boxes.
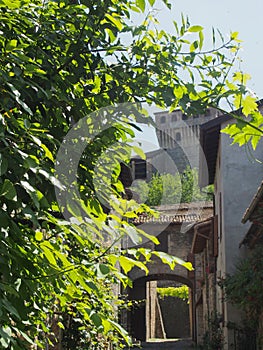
[191,217,218,344]
[240,180,263,349]
[198,104,263,349]
[121,202,213,342]
[154,107,219,151]
[132,107,219,180]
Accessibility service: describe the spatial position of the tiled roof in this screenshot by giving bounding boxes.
[133,201,213,225]
[242,179,263,223]
[240,179,263,248]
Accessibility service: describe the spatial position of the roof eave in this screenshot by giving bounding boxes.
[242,180,263,223]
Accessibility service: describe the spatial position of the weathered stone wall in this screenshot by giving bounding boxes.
[154,108,219,151]
[123,204,213,342]
[128,222,194,284]
[159,295,190,338]
[126,223,195,341]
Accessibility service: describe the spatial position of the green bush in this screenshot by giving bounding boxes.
[157,285,189,301]
[222,246,263,329]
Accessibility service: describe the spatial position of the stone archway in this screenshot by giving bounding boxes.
[126,273,194,342]
[120,203,213,342]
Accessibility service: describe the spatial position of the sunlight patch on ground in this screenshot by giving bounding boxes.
[147,338,182,342]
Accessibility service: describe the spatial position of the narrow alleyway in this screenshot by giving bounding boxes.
[127,338,195,349]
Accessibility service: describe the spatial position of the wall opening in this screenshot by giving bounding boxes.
[125,274,193,343]
[147,280,190,341]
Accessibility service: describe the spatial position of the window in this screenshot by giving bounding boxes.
[171,115,177,122]
[176,132,181,142]
[205,109,211,117]
[133,159,147,179]
[182,114,187,120]
[160,116,166,123]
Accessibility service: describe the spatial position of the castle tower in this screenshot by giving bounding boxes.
[131,108,219,180]
[154,107,219,150]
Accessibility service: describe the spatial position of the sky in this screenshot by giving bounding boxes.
[131,0,263,151]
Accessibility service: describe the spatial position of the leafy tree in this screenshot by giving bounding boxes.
[222,247,263,331]
[157,285,189,301]
[132,167,213,206]
[220,74,263,148]
[0,0,244,348]
[220,247,263,350]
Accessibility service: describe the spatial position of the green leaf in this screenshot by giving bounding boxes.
[18,330,34,345]
[108,320,131,344]
[190,40,198,52]
[132,145,146,160]
[141,230,159,245]
[152,251,193,271]
[183,261,194,271]
[230,31,241,42]
[233,72,251,84]
[0,326,11,347]
[136,0,145,12]
[40,242,58,267]
[0,155,8,176]
[105,14,123,31]
[6,39,18,52]
[40,143,54,162]
[96,264,110,278]
[251,135,261,150]
[25,155,39,169]
[38,169,65,190]
[0,210,9,228]
[199,30,204,50]
[57,322,65,329]
[35,231,43,241]
[119,255,148,274]
[89,311,102,328]
[231,31,239,40]
[102,318,112,333]
[2,299,21,319]
[7,83,33,115]
[188,25,203,33]
[125,225,142,245]
[118,256,136,274]
[1,0,21,9]
[20,180,40,209]
[242,95,258,116]
[0,179,17,200]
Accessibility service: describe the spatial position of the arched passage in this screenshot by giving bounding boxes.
[126,273,195,342]
[134,273,193,288]
[119,204,213,343]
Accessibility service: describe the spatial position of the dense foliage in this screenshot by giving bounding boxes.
[221,76,263,147]
[157,285,189,301]
[222,247,263,330]
[201,312,224,350]
[0,0,247,348]
[131,167,213,206]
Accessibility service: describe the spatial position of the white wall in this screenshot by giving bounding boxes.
[214,121,263,348]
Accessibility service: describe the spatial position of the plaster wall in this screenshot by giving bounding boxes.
[220,122,263,275]
[215,121,263,348]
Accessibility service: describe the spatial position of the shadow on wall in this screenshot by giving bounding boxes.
[159,295,190,338]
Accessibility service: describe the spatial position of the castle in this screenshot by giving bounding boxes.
[132,107,219,180]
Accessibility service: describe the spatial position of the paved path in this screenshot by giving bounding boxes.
[126,338,195,349]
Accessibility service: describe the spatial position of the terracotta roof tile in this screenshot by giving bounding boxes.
[133,201,213,225]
